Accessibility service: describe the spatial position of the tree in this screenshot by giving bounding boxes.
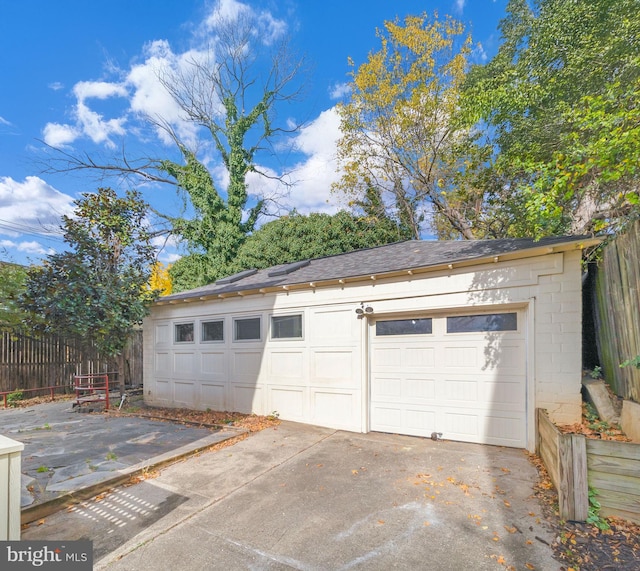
[333,12,486,240]
[464,0,640,237]
[44,9,305,292]
[148,261,172,296]
[0,262,29,330]
[20,188,159,392]
[231,210,411,272]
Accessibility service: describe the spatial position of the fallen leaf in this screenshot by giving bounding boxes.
[505,525,517,534]
[501,467,511,473]
[377,520,385,524]
[497,555,506,564]
[503,500,511,507]
[525,564,535,570]
[37,519,45,526]
[351,469,358,475]
[423,521,431,526]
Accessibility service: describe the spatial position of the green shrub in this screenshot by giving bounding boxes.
[6,390,24,407]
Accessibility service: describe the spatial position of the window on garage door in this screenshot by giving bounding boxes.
[446,312,517,333]
[375,318,432,336]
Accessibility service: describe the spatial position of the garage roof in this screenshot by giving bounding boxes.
[157,235,601,304]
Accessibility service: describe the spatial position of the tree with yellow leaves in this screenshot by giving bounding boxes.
[333,12,487,240]
[148,261,172,296]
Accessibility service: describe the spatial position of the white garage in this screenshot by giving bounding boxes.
[144,236,599,451]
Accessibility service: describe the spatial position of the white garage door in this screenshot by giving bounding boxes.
[369,310,527,447]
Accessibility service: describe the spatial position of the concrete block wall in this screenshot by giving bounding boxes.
[535,250,583,425]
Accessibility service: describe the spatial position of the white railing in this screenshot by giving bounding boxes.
[0,434,24,540]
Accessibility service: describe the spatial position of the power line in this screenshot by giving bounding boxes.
[0,218,65,244]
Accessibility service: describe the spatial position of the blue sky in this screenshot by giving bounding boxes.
[0,0,508,266]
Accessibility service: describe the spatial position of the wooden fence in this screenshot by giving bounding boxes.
[593,221,640,402]
[0,329,143,393]
[537,409,640,524]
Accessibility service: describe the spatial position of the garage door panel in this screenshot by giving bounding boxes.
[443,411,479,439]
[372,347,402,367]
[443,346,479,367]
[405,408,437,432]
[371,375,436,401]
[405,377,436,400]
[371,376,403,398]
[370,310,527,448]
[484,380,526,409]
[405,347,435,367]
[372,346,435,369]
[370,404,437,436]
[442,378,478,402]
[480,343,526,371]
[370,405,403,430]
[484,414,526,443]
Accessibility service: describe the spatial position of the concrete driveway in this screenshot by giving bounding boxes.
[22,420,561,570]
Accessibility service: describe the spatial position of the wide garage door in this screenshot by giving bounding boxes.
[369,310,527,448]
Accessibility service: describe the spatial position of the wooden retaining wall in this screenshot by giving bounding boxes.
[537,409,640,525]
[587,439,640,524]
[537,408,588,521]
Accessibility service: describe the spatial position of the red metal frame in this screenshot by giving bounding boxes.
[0,385,70,408]
[73,374,110,410]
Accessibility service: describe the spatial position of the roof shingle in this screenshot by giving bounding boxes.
[159,236,596,302]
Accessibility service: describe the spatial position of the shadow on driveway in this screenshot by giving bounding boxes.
[0,399,242,522]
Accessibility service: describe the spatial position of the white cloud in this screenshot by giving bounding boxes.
[17,241,53,255]
[48,81,64,91]
[473,42,488,63]
[454,0,466,13]
[43,80,128,148]
[72,81,127,100]
[202,0,286,45]
[0,176,75,235]
[159,252,182,264]
[329,82,350,100]
[42,122,80,147]
[0,116,11,126]
[127,41,202,146]
[283,107,343,214]
[205,0,251,28]
[74,99,127,148]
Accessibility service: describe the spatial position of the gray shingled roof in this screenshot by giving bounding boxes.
[159,236,595,302]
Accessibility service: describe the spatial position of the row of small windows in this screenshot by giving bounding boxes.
[175,312,516,342]
[375,312,518,336]
[175,315,303,344]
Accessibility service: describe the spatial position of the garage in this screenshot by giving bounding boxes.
[146,236,597,451]
[369,309,528,447]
